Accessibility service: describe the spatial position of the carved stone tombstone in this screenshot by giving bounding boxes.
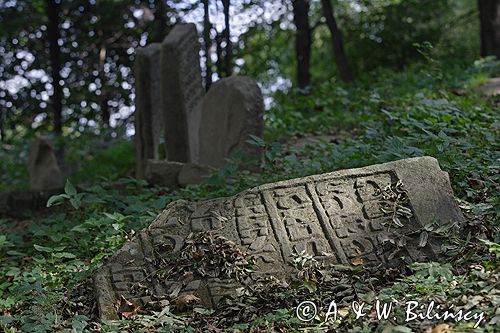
[28,137,65,191]
[161,23,204,163]
[199,76,264,169]
[134,43,163,178]
[95,157,464,319]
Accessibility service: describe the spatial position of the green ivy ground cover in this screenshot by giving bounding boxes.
[0,59,498,332]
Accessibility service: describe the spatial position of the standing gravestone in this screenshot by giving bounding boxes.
[94,156,464,319]
[134,43,163,178]
[199,76,264,169]
[161,23,204,163]
[28,137,65,191]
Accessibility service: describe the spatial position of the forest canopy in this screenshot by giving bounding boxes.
[0,0,489,141]
[0,1,499,332]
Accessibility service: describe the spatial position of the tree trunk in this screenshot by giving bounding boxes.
[478,0,500,59]
[222,0,232,77]
[0,109,4,142]
[45,0,63,135]
[98,44,110,128]
[203,0,213,90]
[292,0,311,89]
[215,31,225,76]
[152,0,168,43]
[321,0,353,82]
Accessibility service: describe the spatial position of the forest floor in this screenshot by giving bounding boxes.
[0,60,499,332]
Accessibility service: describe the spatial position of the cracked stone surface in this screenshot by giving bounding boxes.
[94,156,464,319]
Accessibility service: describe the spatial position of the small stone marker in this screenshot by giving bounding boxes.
[476,77,500,96]
[95,156,464,319]
[161,23,204,163]
[199,76,264,169]
[28,137,64,191]
[134,43,163,178]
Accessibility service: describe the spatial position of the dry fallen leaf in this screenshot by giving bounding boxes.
[351,257,364,266]
[115,295,139,319]
[192,249,206,261]
[431,324,450,333]
[174,293,201,312]
[338,307,349,318]
[467,178,484,189]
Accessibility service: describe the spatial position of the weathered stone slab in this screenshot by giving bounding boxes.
[95,157,464,319]
[28,137,64,191]
[134,43,163,178]
[161,23,204,163]
[199,76,264,169]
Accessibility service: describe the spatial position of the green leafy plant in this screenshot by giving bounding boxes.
[46,180,84,209]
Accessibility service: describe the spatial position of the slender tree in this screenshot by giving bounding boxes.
[98,42,110,128]
[478,0,500,59]
[203,0,213,89]
[215,32,225,76]
[292,0,311,89]
[45,0,63,135]
[151,0,168,43]
[0,109,4,142]
[222,0,232,76]
[320,0,353,82]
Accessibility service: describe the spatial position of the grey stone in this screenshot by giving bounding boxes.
[144,160,214,187]
[134,43,163,178]
[199,76,264,169]
[476,77,500,96]
[94,156,464,319]
[177,163,214,186]
[145,159,184,187]
[28,137,64,191]
[161,23,204,163]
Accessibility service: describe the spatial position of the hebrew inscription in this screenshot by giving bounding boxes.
[95,157,464,319]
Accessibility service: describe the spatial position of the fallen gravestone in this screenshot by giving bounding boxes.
[28,137,65,191]
[95,156,464,319]
[199,76,264,169]
[161,23,204,163]
[134,43,163,178]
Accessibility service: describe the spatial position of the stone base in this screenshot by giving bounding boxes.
[0,189,62,217]
[145,160,214,187]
